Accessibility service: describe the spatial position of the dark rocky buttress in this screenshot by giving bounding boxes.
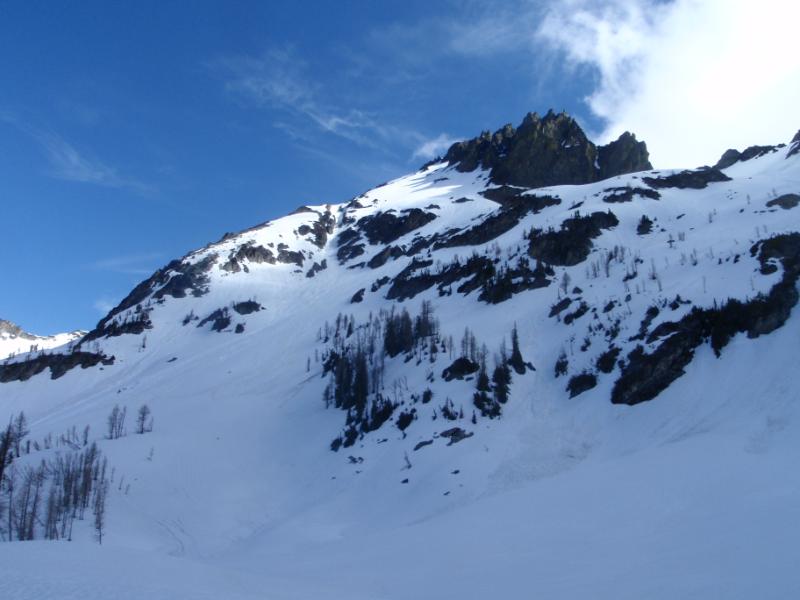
[441,110,652,188]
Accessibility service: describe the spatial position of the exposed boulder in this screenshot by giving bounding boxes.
[642,167,731,189]
[567,372,597,398]
[232,300,262,315]
[221,244,275,272]
[336,229,366,264]
[296,209,336,249]
[596,346,621,373]
[154,255,216,300]
[276,244,304,267]
[371,276,390,292]
[442,357,479,381]
[197,308,231,332]
[601,186,661,203]
[549,297,573,318]
[356,209,436,245]
[367,246,404,269]
[766,193,800,210]
[438,427,474,445]
[479,185,527,207]
[306,260,328,277]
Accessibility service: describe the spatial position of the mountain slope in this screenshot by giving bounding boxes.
[1,113,799,599]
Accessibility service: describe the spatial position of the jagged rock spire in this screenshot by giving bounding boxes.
[441,110,651,188]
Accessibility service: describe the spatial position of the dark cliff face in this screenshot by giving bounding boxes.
[597,131,651,180]
[788,129,800,158]
[441,111,652,188]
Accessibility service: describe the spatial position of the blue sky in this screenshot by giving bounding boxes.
[2,0,798,334]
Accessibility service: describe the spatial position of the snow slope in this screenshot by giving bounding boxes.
[1,121,799,599]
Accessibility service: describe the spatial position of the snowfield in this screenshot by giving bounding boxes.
[1,128,799,599]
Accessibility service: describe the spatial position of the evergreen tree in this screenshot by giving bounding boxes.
[492,360,511,405]
[13,412,28,457]
[509,324,526,374]
[398,309,414,354]
[476,358,491,393]
[352,349,369,421]
[473,356,500,418]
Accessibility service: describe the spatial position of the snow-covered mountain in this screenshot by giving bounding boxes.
[2,111,800,599]
[0,319,84,360]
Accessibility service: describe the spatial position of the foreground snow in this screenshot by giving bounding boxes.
[1,311,798,599]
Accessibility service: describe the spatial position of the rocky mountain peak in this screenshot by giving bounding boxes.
[716,129,800,167]
[441,110,651,188]
[0,319,30,339]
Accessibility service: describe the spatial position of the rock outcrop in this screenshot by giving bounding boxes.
[788,130,800,158]
[441,110,652,188]
[715,144,781,169]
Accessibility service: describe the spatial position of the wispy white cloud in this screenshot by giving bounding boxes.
[444,5,538,57]
[218,49,315,107]
[93,298,117,314]
[0,112,152,193]
[291,142,405,189]
[537,0,800,167]
[36,131,151,192]
[365,1,541,65]
[211,48,450,162]
[412,134,457,161]
[213,49,385,148]
[90,252,161,275]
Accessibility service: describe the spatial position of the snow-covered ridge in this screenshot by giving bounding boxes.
[0,319,84,360]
